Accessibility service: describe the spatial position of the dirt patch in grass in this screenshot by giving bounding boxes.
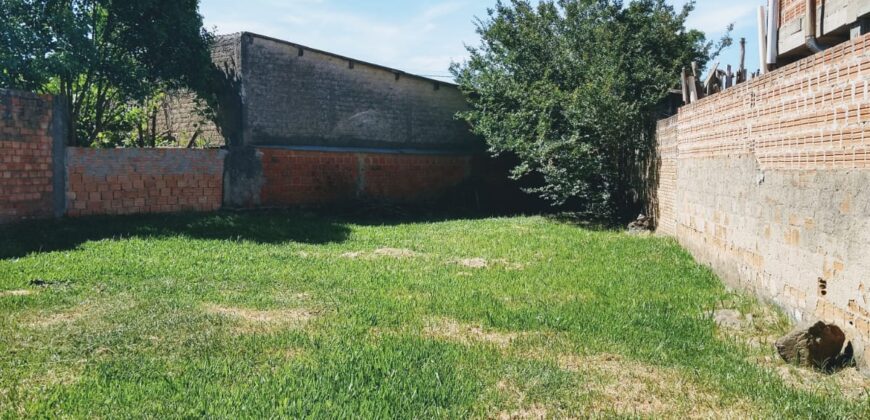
[749,355,870,400]
[26,304,94,328]
[497,404,548,419]
[374,248,419,258]
[0,290,35,298]
[556,353,754,418]
[424,317,522,349]
[458,258,489,269]
[205,304,316,333]
[341,248,420,259]
[494,380,550,419]
[456,258,525,270]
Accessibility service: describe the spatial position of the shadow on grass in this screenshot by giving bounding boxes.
[0,208,543,260]
[0,211,354,260]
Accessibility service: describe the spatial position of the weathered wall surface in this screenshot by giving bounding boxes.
[654,116,679,237]
[157,33,243,147]
[258,148,471,207]
[242,34,476,151]
[655,34,870,363]
[0,90,64,223]
[66,148,225,217]
[779,0,870,58]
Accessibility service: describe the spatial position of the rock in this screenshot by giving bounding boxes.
[775,321,847,370]
[627,214,653,234]
[712,309,746,330]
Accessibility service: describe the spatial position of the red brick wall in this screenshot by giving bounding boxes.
[655,33,870,365]
[66,148,226,217]
[258,148,471,207]
[0,91,56,223]
[780,0,807,27]
[654,116,678,237]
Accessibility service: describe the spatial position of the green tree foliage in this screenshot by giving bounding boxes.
[452,0,717,221]
[0,0,214,147]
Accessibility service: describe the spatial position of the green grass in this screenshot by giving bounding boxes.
[0,211,867,418]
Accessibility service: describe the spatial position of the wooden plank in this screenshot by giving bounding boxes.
[704,61,720,89]
[687,75,698,103]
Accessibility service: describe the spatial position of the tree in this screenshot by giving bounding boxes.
[0,0,214,147]
[451,0,717,222]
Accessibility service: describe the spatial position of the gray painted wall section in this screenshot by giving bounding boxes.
[241,34,477,151]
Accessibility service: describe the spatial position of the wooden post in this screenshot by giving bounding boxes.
[681,67,689,104]
[704,61,719,91]
[738,38,746,83]
[687,75,699,103]
[725,65,734,88]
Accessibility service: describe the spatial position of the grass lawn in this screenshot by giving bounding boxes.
[1,211,868,418]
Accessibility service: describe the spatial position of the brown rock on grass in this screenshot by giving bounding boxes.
[775,321,847,370]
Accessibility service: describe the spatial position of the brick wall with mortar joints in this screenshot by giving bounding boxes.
[655,33,870,365]
[0,91,55,223]
[156,34,243,147]
[66,148,226,217]
[243,35,477,151]
[258,148,472,207]
[655,116,679,236]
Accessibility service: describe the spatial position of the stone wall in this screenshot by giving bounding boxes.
[66,148,226,217]
[0,90,64,223]
[258,148,471,207]
[242,34,476,151]
[655,33,870,364]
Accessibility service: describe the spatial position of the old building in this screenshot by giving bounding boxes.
[161,32,480,207]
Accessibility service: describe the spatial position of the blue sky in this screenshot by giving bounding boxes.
[200,0,765,81]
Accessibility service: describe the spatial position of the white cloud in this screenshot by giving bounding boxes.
[204,0,477,76]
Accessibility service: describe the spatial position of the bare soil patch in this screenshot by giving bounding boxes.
[0,290,35,298]
[456,258,525,270]
[752,355,870,400]
[374,248,419,258]
[459,258,489,269]
[205,304,316,333]
[555,353,754,418]
[424,317,521,348]
[341,248,420,259]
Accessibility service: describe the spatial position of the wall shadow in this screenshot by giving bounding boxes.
[0,211,352,260]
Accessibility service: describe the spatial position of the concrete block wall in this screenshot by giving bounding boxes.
[0,90,64,223]
[66,148,226,217]
[655,33,870,363]
[258,148,471,207]
[778,0,870,57]
[243,34,476,151]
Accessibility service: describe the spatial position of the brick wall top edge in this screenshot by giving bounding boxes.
[67,147,227,177]
[254,145,473,156]
[0,88,54,102]
[671,31,869,118]
[244,32,458,88]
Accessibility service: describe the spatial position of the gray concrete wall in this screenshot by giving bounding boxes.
[241,34,476,151]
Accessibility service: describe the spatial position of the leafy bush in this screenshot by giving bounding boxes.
[452,0,718,221]
[0,0,214,147]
